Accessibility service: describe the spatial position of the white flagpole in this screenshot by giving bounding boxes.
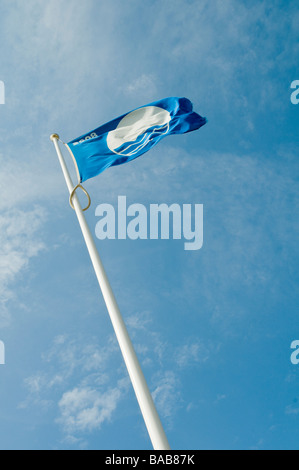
[50,134,170,451]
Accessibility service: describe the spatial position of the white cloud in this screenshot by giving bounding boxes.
[152,371,180,424]
[214,394,227,404]
[0,206,46,326]
[21,334,130,441]
[124,74,157,100]
[175,340,210,368]
[285,403,299,415]
[19,374,54,410]
[57,379,127,434]
[0,149,65,211]
[126,311,167,366]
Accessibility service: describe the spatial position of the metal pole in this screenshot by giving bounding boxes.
[50,134,170,451]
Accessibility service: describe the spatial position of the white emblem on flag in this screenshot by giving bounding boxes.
[107,106,171,156]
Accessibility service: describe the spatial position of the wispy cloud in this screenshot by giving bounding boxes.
[20,309,214,443]
[175,340,211,368]
[152,371,181,426]
[20,334,130,444]
[57,378,128,435]
[0,206,46,326]
[124,74,157,101]
[285,401,299,416]
[126,311,168,366]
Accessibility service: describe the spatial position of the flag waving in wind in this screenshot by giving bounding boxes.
[51,97,207,449]
[67,97,207,183]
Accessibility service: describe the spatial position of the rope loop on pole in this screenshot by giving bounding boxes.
[69,183,91,212]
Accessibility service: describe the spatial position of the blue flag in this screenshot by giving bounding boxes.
[67,97,207,183]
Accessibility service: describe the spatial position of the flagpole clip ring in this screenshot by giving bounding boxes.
[69,184,91,212]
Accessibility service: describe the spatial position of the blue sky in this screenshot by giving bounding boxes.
[0,0,298,450]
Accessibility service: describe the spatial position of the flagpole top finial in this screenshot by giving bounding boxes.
[50,133,60,141]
